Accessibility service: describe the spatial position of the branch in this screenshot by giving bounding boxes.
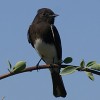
[0,64,50,80]
[0,64,100,80]
[77,67,100,75]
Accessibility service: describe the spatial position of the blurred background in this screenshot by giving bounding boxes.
[0,0,100,100]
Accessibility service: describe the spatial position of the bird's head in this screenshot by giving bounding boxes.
[36,8,59,24]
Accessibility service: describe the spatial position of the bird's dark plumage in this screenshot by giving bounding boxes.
[28,8,67,97]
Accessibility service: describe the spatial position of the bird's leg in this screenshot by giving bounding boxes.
[36,58,42,71]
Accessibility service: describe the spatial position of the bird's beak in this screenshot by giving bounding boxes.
[50,14,59,17]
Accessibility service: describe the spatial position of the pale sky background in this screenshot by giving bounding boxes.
[0,0,100,100]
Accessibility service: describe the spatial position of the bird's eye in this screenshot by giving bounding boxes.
[43,13,49,17]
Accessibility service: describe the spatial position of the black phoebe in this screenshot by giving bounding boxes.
[27,8,67,97]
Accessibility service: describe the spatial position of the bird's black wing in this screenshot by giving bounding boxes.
[50,24,62,62]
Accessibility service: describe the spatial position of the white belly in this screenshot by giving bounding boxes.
[34,38,58,64]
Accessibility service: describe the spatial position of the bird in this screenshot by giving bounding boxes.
[27,8,67,97]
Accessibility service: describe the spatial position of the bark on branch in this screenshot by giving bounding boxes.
[0,64,100,80]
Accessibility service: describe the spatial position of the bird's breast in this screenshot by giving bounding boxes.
[34,38,58,64]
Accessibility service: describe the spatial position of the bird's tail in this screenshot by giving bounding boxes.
[50,71,67,97]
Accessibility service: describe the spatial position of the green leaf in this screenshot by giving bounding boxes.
[63,57,73,64]
[91,64,100,71]
[60,66,77,75]
[86,61,96,67]
[8,60,12,69]
[85,72,94,81]
[80,59,85,68]
[12,61,26,73]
